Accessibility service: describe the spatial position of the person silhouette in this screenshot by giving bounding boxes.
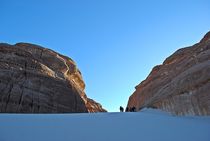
[131,106,136,112]
[120,106,124,112]
[125,107,129,112]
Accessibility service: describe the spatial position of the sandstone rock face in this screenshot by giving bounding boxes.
[86,98,107,113]
[127,31,210,116]
[0,43,106,113]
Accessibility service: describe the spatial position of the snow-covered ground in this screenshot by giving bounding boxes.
[0,109,210,141]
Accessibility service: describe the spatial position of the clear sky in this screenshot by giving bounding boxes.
[0,0,210,112]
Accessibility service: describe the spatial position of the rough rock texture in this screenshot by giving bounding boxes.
[86,98,107,112]
[127,31,210,116]
[0,43,106,113]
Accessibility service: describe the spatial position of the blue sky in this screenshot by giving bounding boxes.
[0,0,210,112]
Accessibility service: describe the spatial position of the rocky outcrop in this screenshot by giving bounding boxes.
[127,31,210,116]
[86,98,107,112]
[0,43,106,113]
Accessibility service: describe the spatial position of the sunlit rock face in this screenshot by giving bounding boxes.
[127,31,210,116]
[0,43,106,113]
[86,98,107,112]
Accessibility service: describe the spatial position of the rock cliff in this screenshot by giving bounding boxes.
[127,31,210,116]
[0,43,106,113]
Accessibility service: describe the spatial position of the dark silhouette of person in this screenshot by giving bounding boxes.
[120,106,124,112]
[125,107,129,112]
[131,106,136,112]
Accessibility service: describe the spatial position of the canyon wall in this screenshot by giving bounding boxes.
[0,43,106,113]
[127,32,210,115]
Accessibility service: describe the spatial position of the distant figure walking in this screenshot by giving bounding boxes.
[131,106,136,112]
[120,106,124,112]
[125,107,129,112]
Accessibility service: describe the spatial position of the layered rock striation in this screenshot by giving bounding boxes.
[127,31,210,116]
[0,43,106,113]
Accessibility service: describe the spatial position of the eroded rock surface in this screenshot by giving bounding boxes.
[0,43,106,113]
[127,31,210,116]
